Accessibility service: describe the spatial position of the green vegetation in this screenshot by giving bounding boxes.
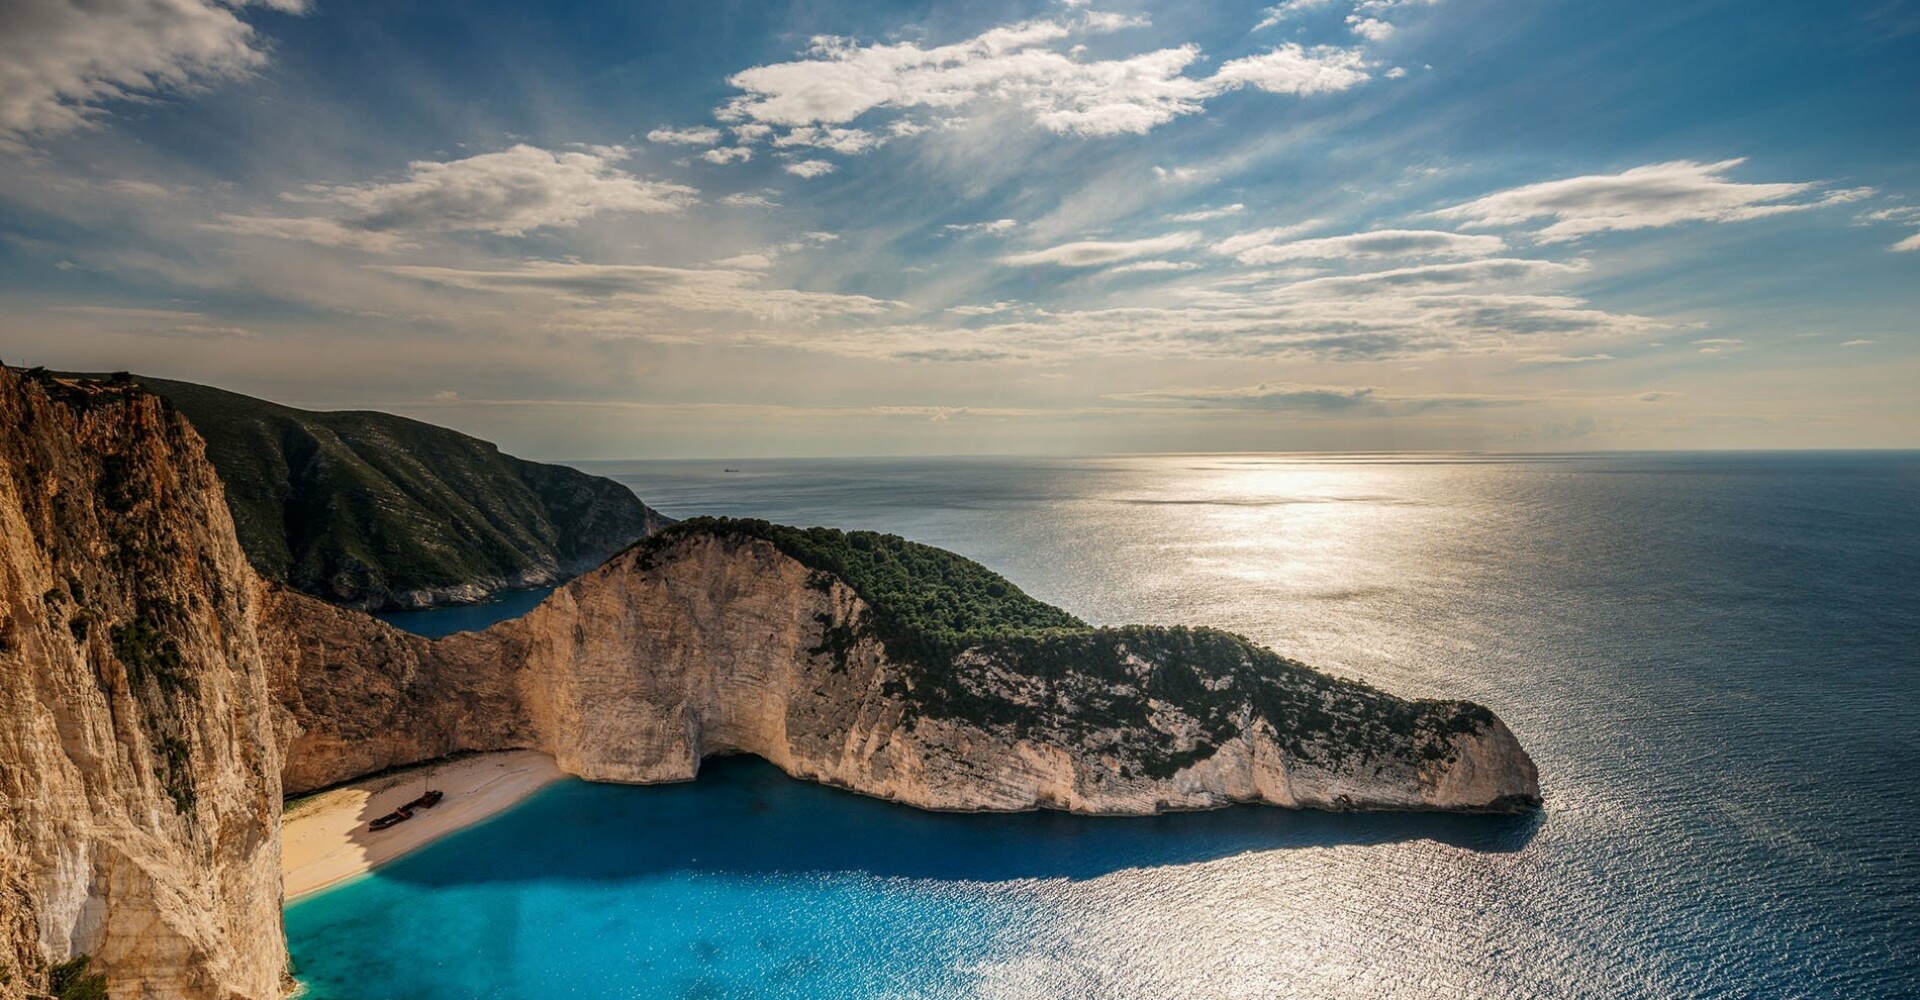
[649,518,1487,777]
[639,517,1084,649]
[109,613,199,813]
[95,374,671,607]
[46,954,107,1000]
[156,736,197,814]
[110,616,191,695]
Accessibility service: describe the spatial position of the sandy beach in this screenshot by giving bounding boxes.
[281,750,565,900]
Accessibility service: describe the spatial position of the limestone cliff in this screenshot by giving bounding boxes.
[0,370,284,1000]
[270,528,1540,814]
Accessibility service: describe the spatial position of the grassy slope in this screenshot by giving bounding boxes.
[118,375,670,605]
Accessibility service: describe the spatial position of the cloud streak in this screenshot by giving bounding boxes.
[1216,228,1504,264]
[1433,159,1868,242]
[1107,381,1528,414]
[216,144,696,245]
[1001,232,1200,267]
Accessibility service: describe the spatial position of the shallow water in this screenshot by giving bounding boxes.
[297,453,1920,997]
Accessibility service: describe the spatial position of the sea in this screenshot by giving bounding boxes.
[296,452,1920,998]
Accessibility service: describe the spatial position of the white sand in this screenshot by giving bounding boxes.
[281,750,564,900]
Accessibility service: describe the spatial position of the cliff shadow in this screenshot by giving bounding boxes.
[363,755,1541,891]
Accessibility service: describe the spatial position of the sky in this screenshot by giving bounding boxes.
[0,0,1916,459]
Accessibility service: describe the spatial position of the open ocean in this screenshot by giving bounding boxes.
[299,453,1920,998]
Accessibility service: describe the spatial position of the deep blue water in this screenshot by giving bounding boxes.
[297,452,1920,998]
[372,584,557,639]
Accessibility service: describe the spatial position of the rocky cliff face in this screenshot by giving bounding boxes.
[270,531,1539,814]
[0,371,284,1000]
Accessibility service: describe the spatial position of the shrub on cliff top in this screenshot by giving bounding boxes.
[645,517,1085,646]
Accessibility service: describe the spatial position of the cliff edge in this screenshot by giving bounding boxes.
[0,370,284,1000]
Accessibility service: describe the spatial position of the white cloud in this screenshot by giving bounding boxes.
[945,219,1019,236]
[1275,257,1587,296]
[1001,232,1199,267]
[772,125,884,154]
[1866,204,1920,250]
[1347,17,1395,41]
[945,301,1024,316]
[1858,205,1920,225]
[1153,165,1204,184]
[700,146,753,164]
[1516,353,1614,364]
[647,125,723,145]
[204,213,413,253]
[1211,220,1323,257]
[1211,44,1372,96]
[1167,203,1245,222]
[1217,228,1505,265]
[716,16,1369,140]
[1433,159,1861,242]
[378,259,903,325]
[782,158,836,178]
[233,144,697,242]
[721,191,779,208]
[0,0,306,141]
[1254,0,1335,31]
[1104,259,1203,275]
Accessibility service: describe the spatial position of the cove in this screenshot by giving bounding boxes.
[286,756,1538,1000]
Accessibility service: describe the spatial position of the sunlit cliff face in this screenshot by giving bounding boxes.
[1,1,1916,457]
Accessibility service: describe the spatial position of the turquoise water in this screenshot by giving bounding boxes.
[288,760,1537,999]
[302,453,1920,997]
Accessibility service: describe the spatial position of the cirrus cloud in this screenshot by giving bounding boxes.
[1216,227,1505,264]
[212,144,696,245]
[1433,158,1871,242]
[1000,232,1200,267]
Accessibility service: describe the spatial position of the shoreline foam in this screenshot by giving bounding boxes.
[281,749,564,901]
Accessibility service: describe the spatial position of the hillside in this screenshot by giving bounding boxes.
[100,373,671,609]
